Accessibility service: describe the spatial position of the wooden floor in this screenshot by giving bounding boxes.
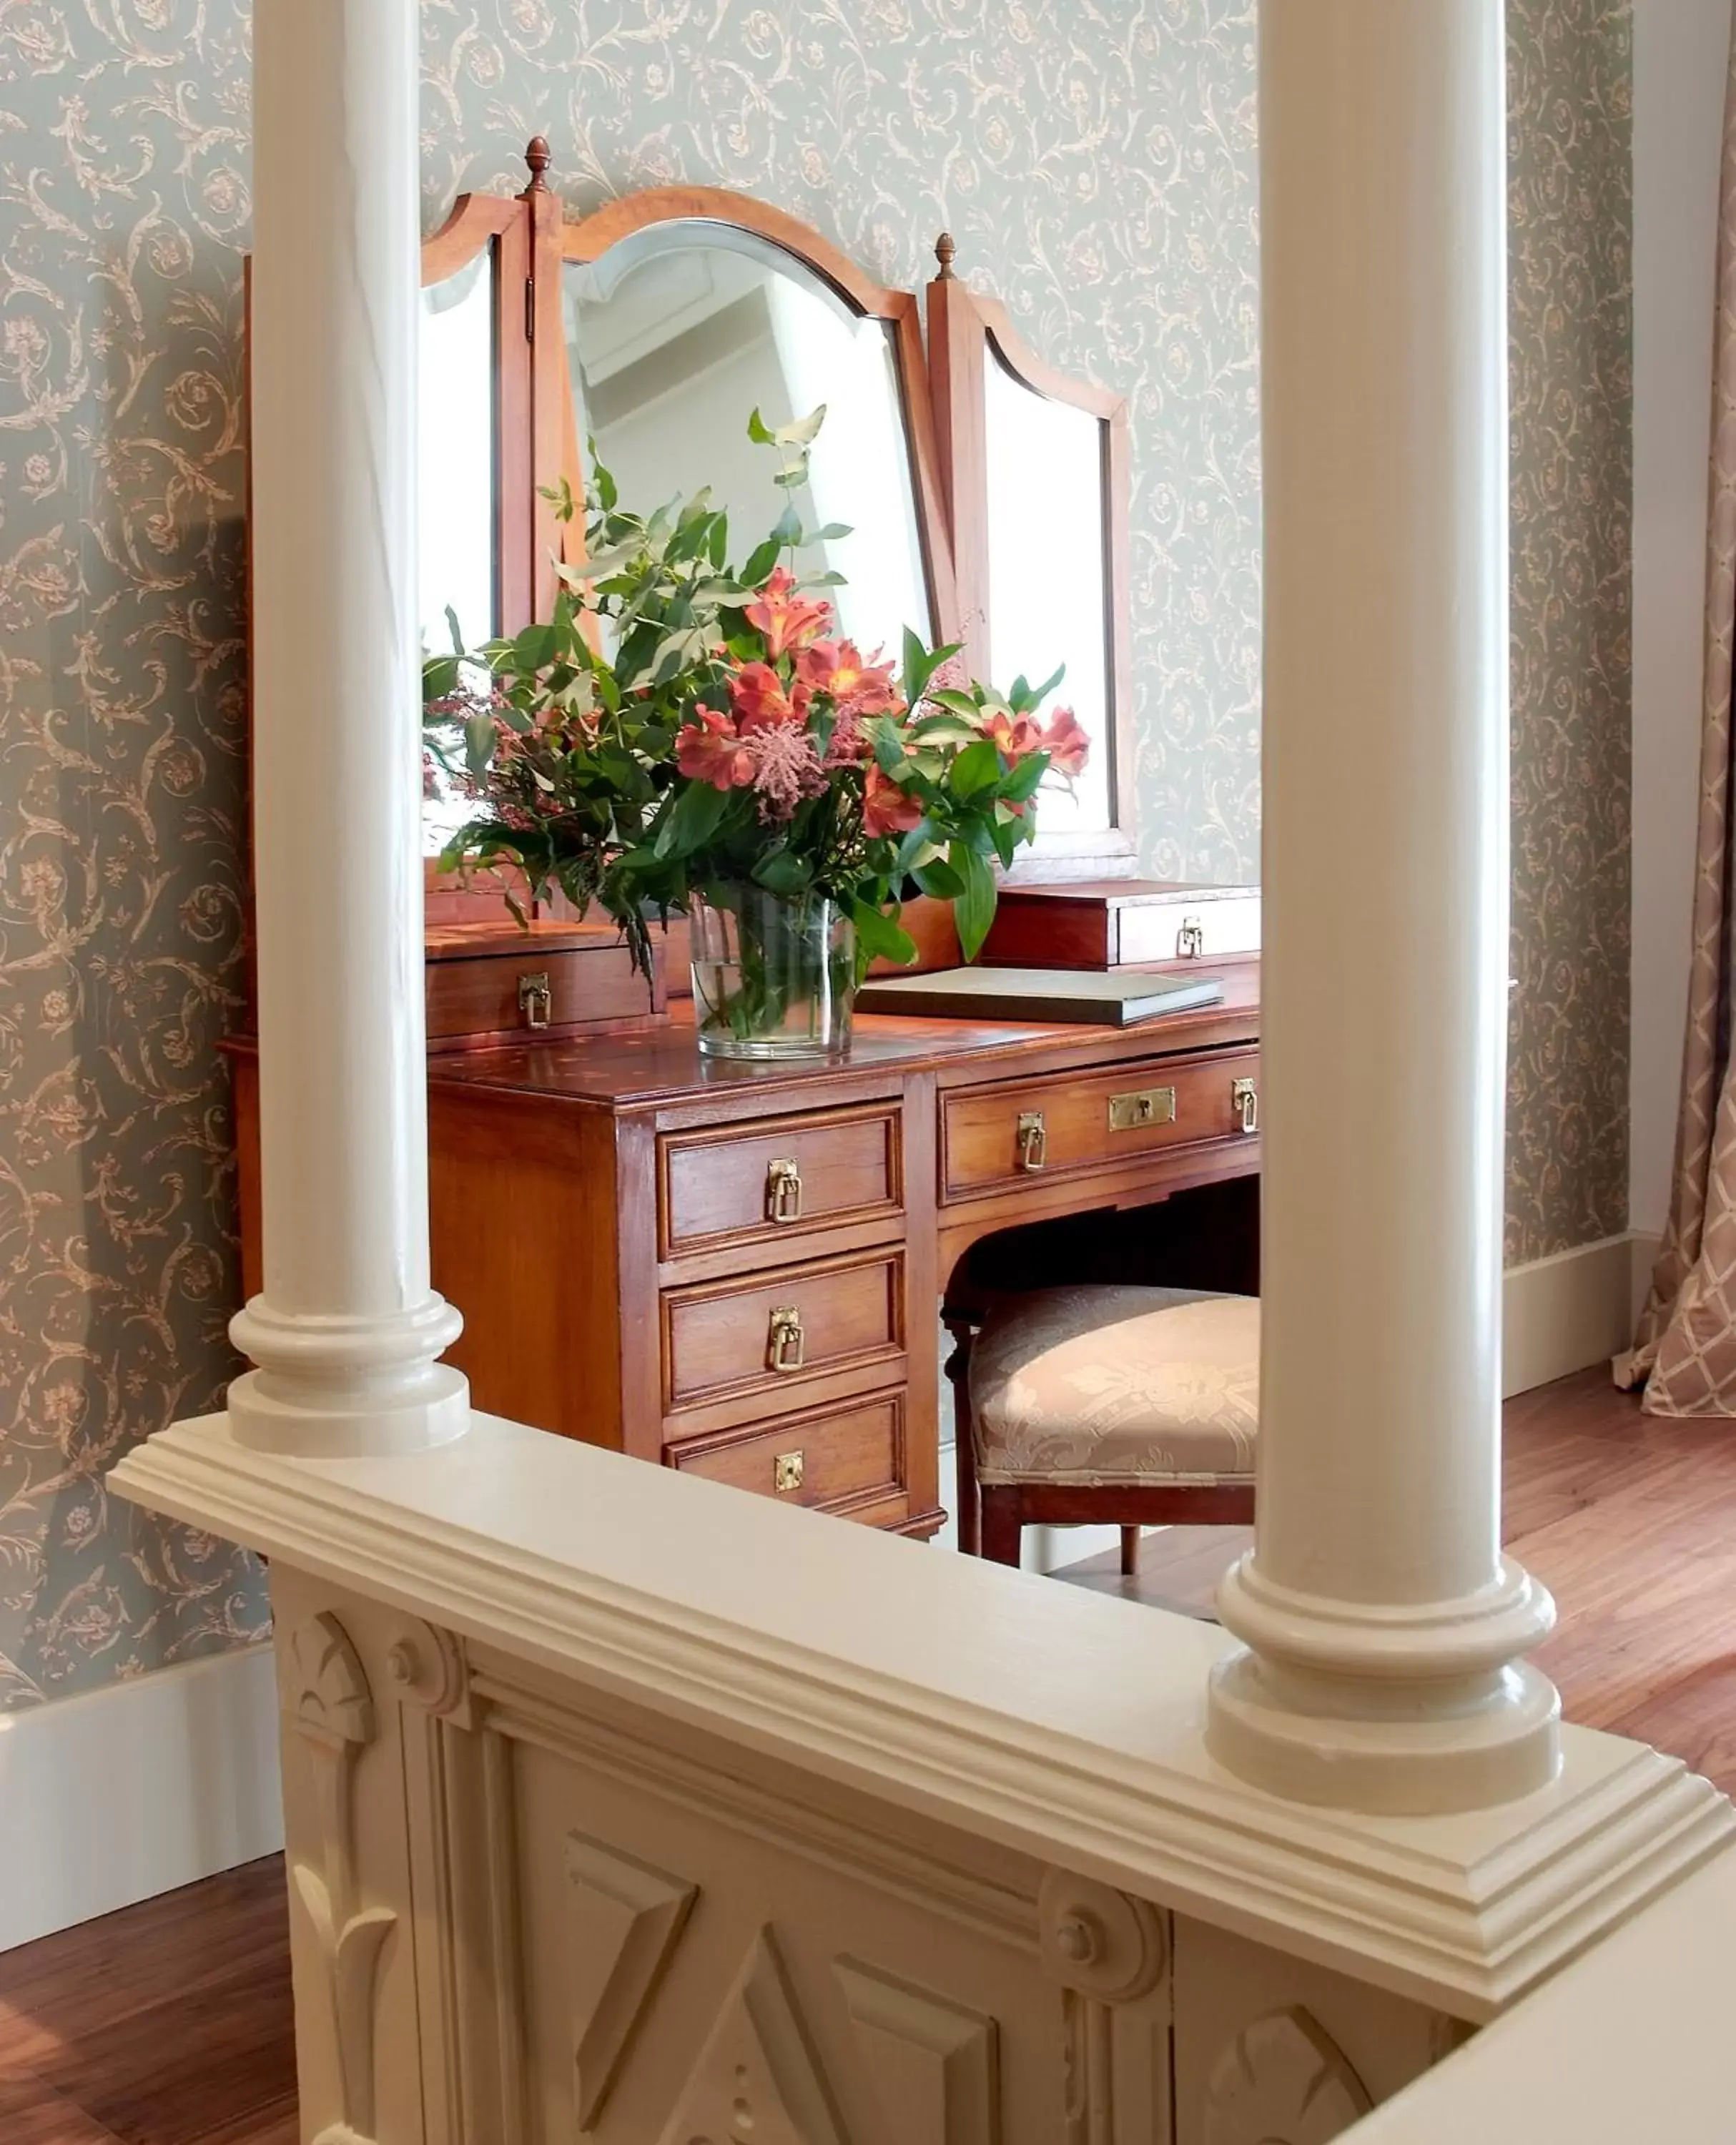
[1062,1366,1736,1795]
[4,1368,1735,2141]
[0,1859,295,2144]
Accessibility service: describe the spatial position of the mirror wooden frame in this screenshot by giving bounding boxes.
[927,247,1138,879]
[551,184,960,653]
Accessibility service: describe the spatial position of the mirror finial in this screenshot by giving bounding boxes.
[935,231,957,281]
[525,137,553,192]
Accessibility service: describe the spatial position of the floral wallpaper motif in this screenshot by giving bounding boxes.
[0,0,1629,1714]
[0,1,269,1710]
[1506,0,1633,1264]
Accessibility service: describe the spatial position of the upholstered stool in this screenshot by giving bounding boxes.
[948,1286,1259,1570]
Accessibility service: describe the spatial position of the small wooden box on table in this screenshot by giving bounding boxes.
[229,963,1262,1537]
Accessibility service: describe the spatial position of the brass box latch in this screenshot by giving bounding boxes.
[768,1306,806,1374]
[1176,917,1205,959]
[1108,1086,1177,1134]
[774,1450,806,1495]
[1017,1111,1047,1173]
[1232,1077,1259,1135]
[518,972,553,1031]
[766,1157,803,1224]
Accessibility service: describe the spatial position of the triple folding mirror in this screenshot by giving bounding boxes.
[405,144,1135,877]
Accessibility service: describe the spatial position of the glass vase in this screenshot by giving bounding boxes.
[688,885,857,1061]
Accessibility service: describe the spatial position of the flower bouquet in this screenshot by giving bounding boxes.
[425,410,1087,1058]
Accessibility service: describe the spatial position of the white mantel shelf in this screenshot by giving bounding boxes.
[110,1411,1736,2026]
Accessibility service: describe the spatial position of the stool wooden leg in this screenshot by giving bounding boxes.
[980,1489,1023,1568]
[943,1313,982,1557]
[1120,1527,1143,1578]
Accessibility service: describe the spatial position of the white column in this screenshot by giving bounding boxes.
[1209,0,1559,1813]
[232,0,470,1456]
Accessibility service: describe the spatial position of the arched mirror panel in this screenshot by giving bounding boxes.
[558,189,957,661]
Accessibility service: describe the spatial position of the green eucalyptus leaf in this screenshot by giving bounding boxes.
[950,842,997,962]
[752,848,812,894]
[949,739,1002,800]
[464,711,496,776]
[912,857,965,901]
[741,538,781,588]
[850,897,917,967]
[1000,749,1050,804]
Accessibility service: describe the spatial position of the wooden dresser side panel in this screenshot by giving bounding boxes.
[427,1087,627,1450]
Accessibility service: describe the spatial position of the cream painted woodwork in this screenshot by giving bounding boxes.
[111,1416,1736,2145]
[261,1560,1451,2145]
[235,0,468,1456]
[1212,0,1559,1813]
[1343,1850,1736,2141]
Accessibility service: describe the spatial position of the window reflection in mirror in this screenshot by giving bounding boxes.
[420,253,498,855]
[563,232,932,661]
[984,348,1113,837]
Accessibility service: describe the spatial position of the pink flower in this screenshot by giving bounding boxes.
[745,723,828,821]
[745,566,832,659]
[986,706,1045,760]
[676,705,754,790]
[1039,706,1091,778]
[730,661,811,732]
[863,765,923,837]
[795,639,904,717]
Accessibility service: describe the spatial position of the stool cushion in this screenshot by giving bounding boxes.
[970,1286,1258,1488]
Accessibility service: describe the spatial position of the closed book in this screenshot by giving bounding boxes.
[857,966,1226,1027]
[982,880,1262,970]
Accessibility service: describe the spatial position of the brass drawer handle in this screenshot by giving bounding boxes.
[1108,1086,1177,1133]
[766,1157,803,1224]
[518,972,553,1031]
[1233,1077,1259,1135]
[768,1306,805,1374]
[1017,1111,1047,1173]
[774,1450,806,1495]
[1177,917,1205,959]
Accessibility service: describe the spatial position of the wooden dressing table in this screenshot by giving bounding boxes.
[234,966,1259,1535]
[235,151,1260,1532]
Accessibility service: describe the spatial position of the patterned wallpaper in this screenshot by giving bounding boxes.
[0,1,269,1709]
[1505,0,1634,1266]
[0,0,1629,1711]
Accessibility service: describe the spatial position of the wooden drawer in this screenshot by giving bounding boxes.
[942,1048,1261,1201]
[659,1103,903,1259]
[661,1248,905,1414]
[425,922,662,1050]
[667,1393,906,1521]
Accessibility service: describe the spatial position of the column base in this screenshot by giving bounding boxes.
[1208,1650,1561,1815]
[229,1295,471,1458]
[1208,1552,1562,1814]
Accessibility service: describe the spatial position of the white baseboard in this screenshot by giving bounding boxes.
[1501,1233,1640,1399]
[1629,1229,1663,1327]
[0,1644,283,1953]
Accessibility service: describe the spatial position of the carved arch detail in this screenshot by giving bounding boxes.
[1203,2006,1373,2145]
[283,1612,398,2145]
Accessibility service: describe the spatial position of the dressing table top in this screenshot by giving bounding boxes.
[424,960,1261,1111]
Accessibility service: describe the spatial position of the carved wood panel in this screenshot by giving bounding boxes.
[282,1611,398,2145]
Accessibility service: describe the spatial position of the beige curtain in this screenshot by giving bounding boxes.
[1621,23,1736,1414]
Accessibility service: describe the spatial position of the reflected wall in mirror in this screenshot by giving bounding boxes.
[419,252,497,667]
[929,242,1135,878]
[558,192,956,663]
[413,164,542,862]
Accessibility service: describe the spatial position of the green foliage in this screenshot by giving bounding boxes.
[425,408,1080,985]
